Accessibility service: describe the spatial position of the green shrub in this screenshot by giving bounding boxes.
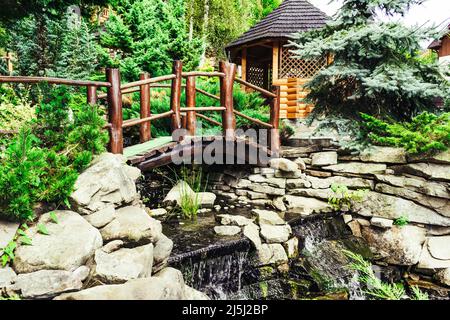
[328,184,368,211]
[361,112,450,155]
[0,87,109,222]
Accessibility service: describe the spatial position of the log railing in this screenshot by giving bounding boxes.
[0,59,281,156]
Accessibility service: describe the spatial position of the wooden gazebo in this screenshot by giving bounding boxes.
[226,0,329,119]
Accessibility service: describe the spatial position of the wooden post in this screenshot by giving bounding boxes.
[106,68,123,154]
[87,85,97,105]
[272,41,279,82]
[219,61,237,140]
[185,76,197,136]
[6,52,13,75]
[170,60,183,132]
[139,72,151,142]
[241,47,247,91]
[270,85,281,156]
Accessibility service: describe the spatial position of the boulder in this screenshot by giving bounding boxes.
[427,236,450,260]
[308,176,374,190]
[55,268,188,300]
[243,223,261,249]
[375,183,450,217]
[0,267,17,288]
[260,224,291,243]
[359,146,406,164]
[197,192,217,208]
[100,206,162,245]
[322,162,387,175]
[84,205,116,228]
[217,214,254,226]
[352,192,450,227]
[152,235,173,272]
[0,220,19,253]
[361,225,426,265]
[374,174,449,199]
[257,243,288,266]
[12,267,89,299]
[13,211,102,273]
[94,244,153,284]
[214,226,241,236]
[392,163,450,182]
[311,152,338,166]
[435,268,450,287]
[252,209,285,225]
[269,158,299,173]
[370,217,393,229]
[418,239,450,269]
[284,195,332,216]
[70,153,140,214]
[248,184,285,196]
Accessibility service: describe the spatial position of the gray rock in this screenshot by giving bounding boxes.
[427,236,450,260]
[153,235,173,269]
[184,285,210,300]
[12,267,89,299]
[214,226,241,236]
[100,206,162,244]
[197,192,217,208]
[274,170,303,178]
[248,174,266,183]
[0,220,19,253]
[70,153,140,214]
[252,209,285,225]
[288,188,330,200]
[269,158,298,173]
[84,205,116,228]
[343,214,353,224]
[0,267,17,288]
[370,217,394,229]
[149,208,168,217]
[294,157,306,171]
[272,196,287,212]
[236,179,252,188]
[243,223,261,248]
[102,240,124,253]
[347,221,362,237]
[163,181,195,206]
[217,214,254,226]
[435,268,450,286]
[408,150,450,165]
[94,244,153,283]
[283,238,299,258]
[359,146,406,164]
[352,192,450,227]
[392,163,450,182]
[322,162,387,175]
[56,267,188,300]
[418,239,450,269]
[375,183,450,217]
[248,184,285,196]
[361,225,426,265]
[260,224,291,243]
[265,177,286,189]
[246,191,269,200]
[13,211,102,273]
[286,178,311,189]
[311,152,338,166]
[257,243,288,266]
[374,174,449,199]
[308,176,374,190]
[284,195,332,216]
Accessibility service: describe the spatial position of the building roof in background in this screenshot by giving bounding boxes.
[428,24,450,50]
[226,0,329,49]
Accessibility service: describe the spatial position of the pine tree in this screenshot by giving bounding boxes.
[289,0,450,120]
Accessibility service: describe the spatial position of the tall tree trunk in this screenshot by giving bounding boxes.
[188,0,194,41]
[199,0,210,66]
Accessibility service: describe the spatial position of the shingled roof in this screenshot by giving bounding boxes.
[226,0,329,49]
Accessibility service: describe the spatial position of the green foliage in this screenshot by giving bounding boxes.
[343,250,428,300]
[1,224,30,266]
[393,216,409,227]
[361,112,450,154]
[290,0,450,120]
[328,184,368,211]
[37,223,49,235]
[0,87,108,222]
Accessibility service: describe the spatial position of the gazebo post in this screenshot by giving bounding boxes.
[241,47,247,91]
[272,41,279,82]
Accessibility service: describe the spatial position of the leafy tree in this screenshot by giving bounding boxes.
[98,0,203,80]
[290,0,450,120]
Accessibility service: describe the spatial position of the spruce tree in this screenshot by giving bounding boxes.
[289,0,450,120]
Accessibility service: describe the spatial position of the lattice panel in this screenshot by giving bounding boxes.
[280,47,327,79]
[246,63,265,89]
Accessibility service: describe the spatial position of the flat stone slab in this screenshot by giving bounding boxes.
[322,162,387,175]
[214,226,241,236]
[217,214,254,226]
[311,152,338,166]
[260,224,291,243]
[252,209,285,225]
[427,236,450,260]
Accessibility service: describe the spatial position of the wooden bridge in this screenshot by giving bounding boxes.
[0,60,281,170]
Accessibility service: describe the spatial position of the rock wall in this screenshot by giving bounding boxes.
[207,141,450,287]
[0,153,208,300]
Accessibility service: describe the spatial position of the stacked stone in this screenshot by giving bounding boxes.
[214,209,298,272]
[0,153,208,300]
